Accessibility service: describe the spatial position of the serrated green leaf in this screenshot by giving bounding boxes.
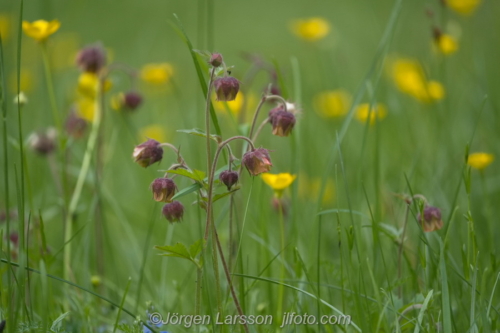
[156,243,192,261]
[167,169,206,182]
[192,49,212,60]
[177,128,222,143]
[212,187,241,203]
[172,182,202,200]
[189,239,205,258]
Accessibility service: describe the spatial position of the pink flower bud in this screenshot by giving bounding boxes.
[76,44,107,73]
[162,201,184,223]
[242,148,272,176]
[417,206,443,232]
[219,170,239,190]
[213,77,239,101]
[123,91,143,110]
[133,139,163,168]
[209,53,223,67]
[150,178,177,202]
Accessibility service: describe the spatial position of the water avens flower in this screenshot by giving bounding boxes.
[133,139,163,168]
[65,109,87,138]
[112,91,143,111]
[141,63,173,85]
[162,201,184,223]
[28,128,57,155]
[22,19,60,41]
[417,206,444,232]
[219,170,239,190]
[209,53,223,67]
[268,106,296,137]
[242,148,272,176]
[314,89,351,118]
[261,172,296,197]
[151,178,177,202]
[76,44,107,73]
[213,76,240,101]
[467,152,494,170]
[291,17,330,41]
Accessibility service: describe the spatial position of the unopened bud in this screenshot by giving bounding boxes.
[14,92,28,105]
[242,148,272,176]
[150,177,177,202]
[65,109,87,138]
[213,77,239,101]
[76,44,107,73]
[132,139,163,168]
[219,170,239,190]
[209,53,223,67]
[162,201,184,223]
[28,128,57,155]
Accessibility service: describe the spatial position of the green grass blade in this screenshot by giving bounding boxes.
[113,277,132,333]
[414,290,433,333]
[439,240,452,333]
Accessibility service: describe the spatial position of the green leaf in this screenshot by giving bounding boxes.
[156,243,192,261]
[167,169,206,182]
[212,186,241,203]
[189,239,205,258]
[170,14,222,137]
[172,182,202,200]
[51,312,70,331]
[177,128,222,143]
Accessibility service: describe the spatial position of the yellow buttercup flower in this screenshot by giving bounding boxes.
[446,0,481,15]
[0,14,11,41]
[141,63,173,85]
[467,152,494,170]
[76,97,96,122]
[314,89,351,118]
[214,91,244,116]
[139,125,167,143]
[355,103,387,125]
[391,58,445,103]
[22,19,60,42]
[261,173,296,197]
[435,34,459,55]
[298,174,335,205]
[291,17,330,41]
[77,72,112,98]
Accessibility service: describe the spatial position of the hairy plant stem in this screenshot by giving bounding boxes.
[63,77,103,289]
[277,197,286,324]
[251,118,270,143]
[205,67,216,186]
[397,202,410,299]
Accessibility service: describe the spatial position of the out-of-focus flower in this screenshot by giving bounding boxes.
[298,174,335,205]
[28,128,57,155]
[434,32,459,55]
[219,170,239,190]
[417,206,444,232]
[111,91,143,111]
[214,91,250,117]
[467,152,494,170]
[13,92,28,105]
[77,72,112,99]
[22,19,60,42]
[65,109,87,138]
[9,69,34,93]
[151,178,177,203]
[291,17,330,41]
[213,76,240,101]
[76,43,107,73]
[391,58,445,103]
[446,0,481,15]
[139,125,167,143]
[141,63,173,85]
[162,201,184,223]
[90,275,101,287]
[355,103,387,125]
[76,97,96,122]
[261,172,296,197]
[242,148,272,176]
[268,106,296,137]
[0,14,11,41]
[314,89,351,118]
[133,139,164,168]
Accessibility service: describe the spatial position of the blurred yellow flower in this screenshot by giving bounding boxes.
[110,93,125,111]
[76,97,96,122]
[435,34,459,55]
[355,103,387,125]
[0,14,11,41]
[467,152,494,170]
[139,125,167,143]
[391,58,445,103]
[214,91,244,116]
[261,173,296,197]
[291,17,330,41]
[22,19,60,42]
[314,89,351,118]
[90,275,101,287]
[446,0,481,15]
[141,63,173,85]
[77,72,112,98]
[9,69,34,93]
[298,174,335,205]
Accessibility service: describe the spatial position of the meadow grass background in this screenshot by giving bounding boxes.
[1,0,500,332]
